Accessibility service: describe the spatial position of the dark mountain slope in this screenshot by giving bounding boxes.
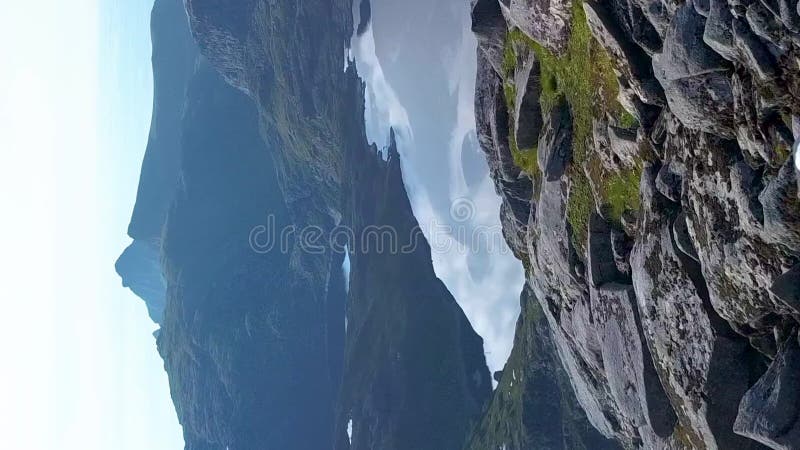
[336,131,492,450]
[116,0,199,325]
[157,59,344,449]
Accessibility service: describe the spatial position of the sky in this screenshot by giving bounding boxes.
[351,0,525,376]
[0,0,183,448]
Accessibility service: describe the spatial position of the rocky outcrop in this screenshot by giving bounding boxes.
[467,285,619,450]
[499,0,573,54]
[735,336,800,449]
[472,0,509,75]
[472,0,800,448]
[476,51,534,261]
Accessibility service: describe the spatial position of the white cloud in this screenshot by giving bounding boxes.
[351,22,413,154]
[349,4,524,378]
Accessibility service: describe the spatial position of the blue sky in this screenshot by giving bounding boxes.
[0,0,182,448]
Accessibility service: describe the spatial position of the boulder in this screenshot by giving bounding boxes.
[607,125,641,168]
[660,72,735,137]
[653,4,735,136]
[655,161,685,202]
[498,0,572,54]
[632,164,764,449]
[733,17,779,80]
[735,336,800,449]
[583,0,665,106]
[471,0,509,75]
[513,49,543,150]
[652,4,730,83]
[537,100,573,182]
[770,264,800,313]
[704,0,738,61]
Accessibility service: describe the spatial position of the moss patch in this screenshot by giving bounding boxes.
[502,0,641,251]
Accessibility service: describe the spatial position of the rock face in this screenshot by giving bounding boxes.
[499,0,573,54]
[472,0,800,448]
[467,285,620,450]
[735,336,800,449]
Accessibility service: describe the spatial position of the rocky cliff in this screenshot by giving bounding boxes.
[472,0,800,448]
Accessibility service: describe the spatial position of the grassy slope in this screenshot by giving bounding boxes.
[502,0,642,252]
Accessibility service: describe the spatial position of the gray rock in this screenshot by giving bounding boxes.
[611,229,633,276]
[746,2,789,50]
[735,336,800,449]
[777,0,800,32]
[528,175,673,447]
[607,125,641,168]
[583,1,666,106]
[770,264,800,313]
[592,118,617,171]
[590,283,678,447]
[537,100,573,182]
[475,51,534,261]
[498,0,572,54]
[694,0,711,16]
[760,158,800,249]
[513,49,543,151]
[651,4,736,136]
[476,52,524,184]
[632,164,764,449]
[652,4,730,83]
[661,72,735,137]
[733,17,778,80]
[682,131,797,329]
[629,0,673,36]
[471,0,509,76]
[705,0,738,61]
[588,213,627,287]
[625,0,666,54]
[733,73,775,165]
[673,211,700,261]
[655,161,685,202]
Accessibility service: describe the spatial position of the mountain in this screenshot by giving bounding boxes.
[467,284,619,450]
[471,0,800,448]
[156,57,346,449]
[115,0,199,326]
[119,0,492,448]
[336,131,491,449]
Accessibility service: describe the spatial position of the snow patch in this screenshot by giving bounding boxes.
[794,139,800,172]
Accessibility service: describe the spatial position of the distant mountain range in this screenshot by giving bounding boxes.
[118,0,800,449]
